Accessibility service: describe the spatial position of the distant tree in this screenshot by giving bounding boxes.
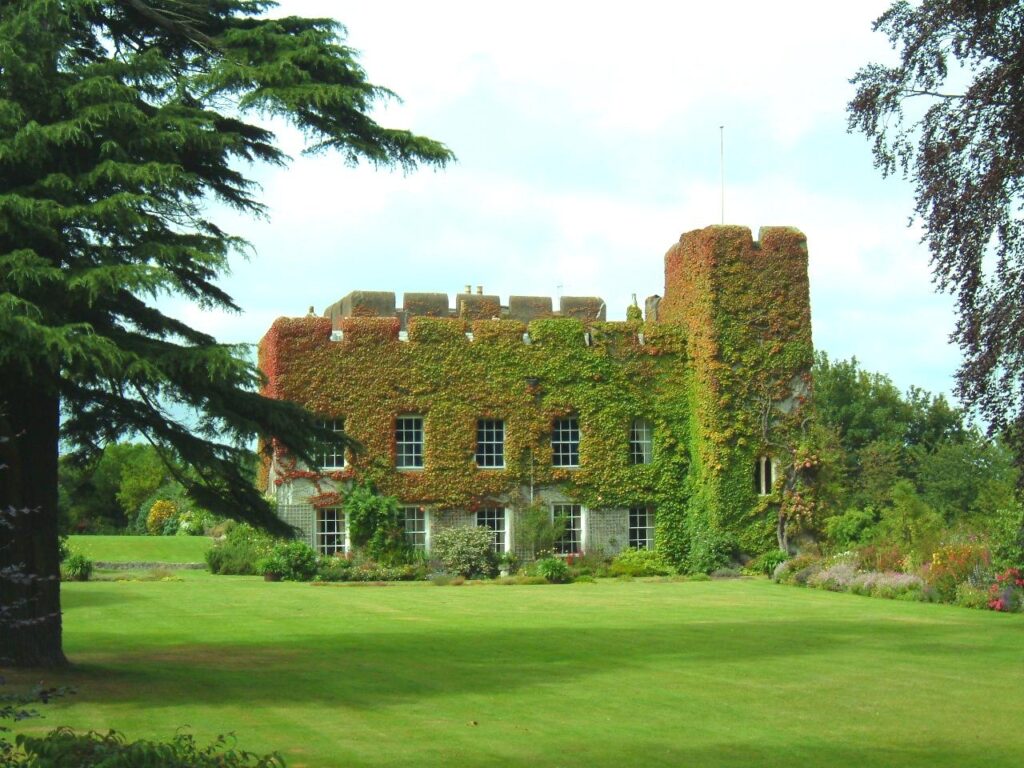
[812,352,973,508]
[848,0,1024,461]
[813,353,1024,557]
[853,439,904,510]
[904,386,966,451]
[911,433,1018,524]
[59,443,170,532]
[812,353,912,454]
[0,1,452,667]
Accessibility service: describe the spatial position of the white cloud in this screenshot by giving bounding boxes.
[171,0,964,404]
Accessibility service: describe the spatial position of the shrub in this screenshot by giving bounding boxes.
[61,553,93,582]
[824,507,879,550]
[344,484,411,565]
[773,554,821,585]
[15,728,284,767]
[146,499,178,535]
[498,551,521,575]
[954,582,990,609]
[255,552,288,579]
[608,548,672,577]
[517,501,566,560]
[849,571,926,600]
[875,481,944,565]
[257,541,318,582]
[807,561,858,591]
[206,523,276,575]
[856,544,905,573]
[988,567,1024,612]
[928,542,991,602]
[317,555,354,582]
[535,556,571,584]
[431,526,496,578]
[747,549,789,576]
[176,508,216,536]
[345,563,425,582]
[1,682,67,766]
[990,504,1024,570]
[685,530,736,574]
[494,574,549,585]
[132,481,199,535]
[566,550,610,578]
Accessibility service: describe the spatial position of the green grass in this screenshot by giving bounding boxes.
[9,577,1024,767]
[67,535,212,563]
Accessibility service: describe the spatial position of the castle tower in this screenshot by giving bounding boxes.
[660,225,813,546]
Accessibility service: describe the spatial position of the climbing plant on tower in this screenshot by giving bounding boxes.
[0,0,453,668]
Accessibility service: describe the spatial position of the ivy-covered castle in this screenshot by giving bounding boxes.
[258,224,814,570]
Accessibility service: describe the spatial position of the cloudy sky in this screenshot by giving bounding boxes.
[173,0,963,402]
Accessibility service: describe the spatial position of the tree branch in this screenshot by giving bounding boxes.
[120,0,217,52]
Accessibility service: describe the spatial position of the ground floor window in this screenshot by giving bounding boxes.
[402,506,428,552]
[317,508,346,555]
[476,506,508,553]
[552,503,583,554]
[628,505,655,550]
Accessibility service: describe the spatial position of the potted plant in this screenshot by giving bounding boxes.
[498,551,520,577]
[256,552,287,582]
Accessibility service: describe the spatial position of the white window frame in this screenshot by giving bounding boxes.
[551,503,585,554]
[316,507,347,556]
[476,506,510,554]
[551,417,580,468]
[401,506,429,552]
[318,418,346,470]
[629,418,653,465]
[756,455,776,495]
[628,505,655,550]
[475,419,505,468]
[395,415,424,469]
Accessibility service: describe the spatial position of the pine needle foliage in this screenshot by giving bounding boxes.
[0,0,453,530]
[0,0,452,666]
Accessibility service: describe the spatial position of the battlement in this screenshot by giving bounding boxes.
[322,290,607,330]
[260,314,675,354]
[659,225,808,325]
[262,224,807,359]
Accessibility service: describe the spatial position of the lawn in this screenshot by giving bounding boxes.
[67,535,212,563]
[8,576,1023,768]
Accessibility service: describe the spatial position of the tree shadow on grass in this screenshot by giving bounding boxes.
[50,614,1008,709]
[58,588,144,609]
[511,737,1017,768]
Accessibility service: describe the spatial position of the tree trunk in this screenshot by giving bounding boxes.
[776,512,788,553]
[0,371,67,668]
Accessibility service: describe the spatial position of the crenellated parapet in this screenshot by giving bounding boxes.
[322,289,607,331]
[261,314,675,353]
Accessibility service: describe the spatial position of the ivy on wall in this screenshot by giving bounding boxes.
[258,225,816,567]
[661,226,816,555]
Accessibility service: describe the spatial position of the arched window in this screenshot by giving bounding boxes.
[755,456,775,495]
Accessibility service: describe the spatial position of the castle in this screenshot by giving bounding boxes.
[258,225,814,570]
